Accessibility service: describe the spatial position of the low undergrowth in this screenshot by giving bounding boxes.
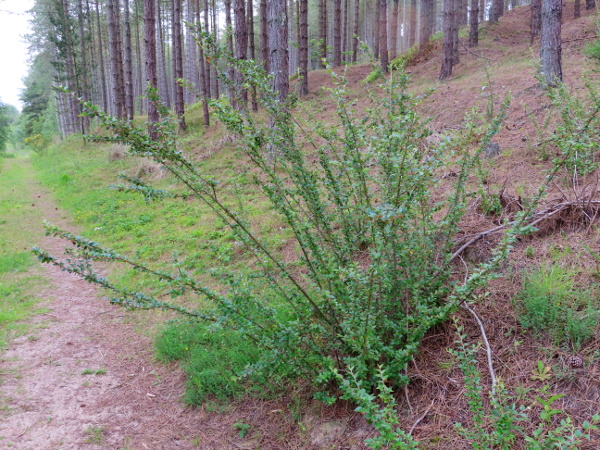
[155,321,271,405]
[0,157,46,348]
[517,263,600,349]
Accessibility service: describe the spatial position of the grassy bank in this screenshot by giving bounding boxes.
[0,157,48,348]
[31,132,288,404]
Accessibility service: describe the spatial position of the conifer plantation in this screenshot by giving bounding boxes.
[3,0,600,448]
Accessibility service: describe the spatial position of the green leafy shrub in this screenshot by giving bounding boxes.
[547,82,600,176]
[35,51,533,447]
[517,263,599,348]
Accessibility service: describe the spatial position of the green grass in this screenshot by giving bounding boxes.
[32,133,290,403]
[0,157,47,348]
[155,321,267,405]
[32,137,288,293]
[516,263,600,349]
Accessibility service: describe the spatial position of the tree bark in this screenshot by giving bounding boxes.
[260,0,269,71]
[247,0,258,110]
[409,0,417,47]
[319,0,327,67]
[156,0,171,107]
[379,0,389,72]
[352,0,360,62]
[540,0,562,87]
[94,0,109,113]
[469,0,479,47]
[586,0,595,10]
[107,0,126,119]
[298,0,309,96]
[451,0,459,65]
[134,0,145,114]
[374,0,379,58]
[172,0,186,130]
[124,0,135,120]
[390,0,399,60]
[342,0,349,63]
[144,0,159,139]
[420,0,435,47]
[439,0,454,80]
[268,0,289,101]
[195,0,210,124]
[234,0,248,108]
[575,0,581,18]
[224,0,235,107]
[489,0,503,22]
[530,0,541,43]
[77,0,90,132]
[333,0,342,66]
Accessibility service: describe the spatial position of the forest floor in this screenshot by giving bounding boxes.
[2,4,600,449]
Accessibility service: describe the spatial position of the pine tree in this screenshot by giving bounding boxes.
[540,0,562,87]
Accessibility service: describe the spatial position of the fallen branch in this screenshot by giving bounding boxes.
[409,399,436,435]
[462,303,497,398]
[451,199,600,262]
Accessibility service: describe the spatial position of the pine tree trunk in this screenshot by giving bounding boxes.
[352,0,360,62]
[124,0,135,120]
[77,0,90,133]
[156,0,171,107]
[184,0,197,105]
[94,0,109,112]
[268,0,289,101]
[342,0,349,63]
[374,0,380,58]
[469,0,479,47]
[333,0,342,66]
[247,0,258,111]
[420,0,434,47]
[260,0,269,71]
[224,0,235,106]
[107,0,126,119]
[586,0,595,10]
[541,0,562,87]
[203,0,212,98]
[195,0,210,124]
[451,0,460,65]
[530,0,541,43]
[298,0,309,96]
[379,0,389,72]
[489,0,503,22]
[574,0,581,18]
[439,0,454,80]
[288,0,296,74]
[234,0,248,108]
[390,0,399,59]
[319,0,327,67]
[144,0,159,139]
[409,0,417,47]
[172,0,186,130]
[134,0,145,114]
[211,0,220,98]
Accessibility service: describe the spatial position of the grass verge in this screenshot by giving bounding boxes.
[0,157,47,348]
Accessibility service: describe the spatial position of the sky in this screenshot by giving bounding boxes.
[0,0,34,110]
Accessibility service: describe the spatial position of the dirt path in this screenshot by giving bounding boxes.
[0,158,209,449]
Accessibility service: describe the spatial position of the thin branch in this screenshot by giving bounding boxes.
[462,303,497,398]
[409,399,435,435]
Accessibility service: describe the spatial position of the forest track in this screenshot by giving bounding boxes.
[0,157,207,449]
